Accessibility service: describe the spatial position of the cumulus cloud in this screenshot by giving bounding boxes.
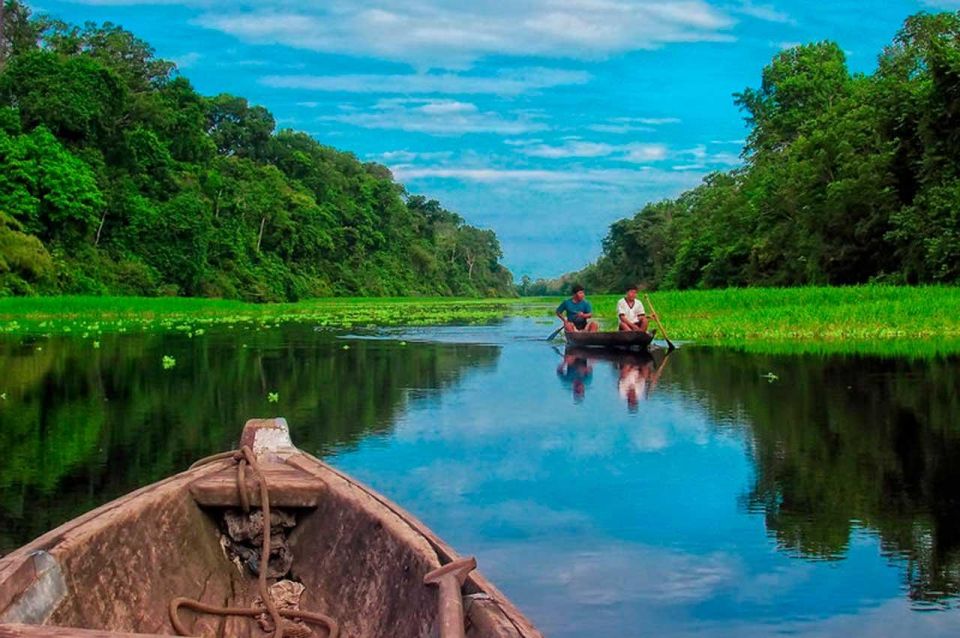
[261,67,591,95]
[190,1,737,68]
[319,98,548,135]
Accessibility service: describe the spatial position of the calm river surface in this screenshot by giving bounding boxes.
[2,318,960,636]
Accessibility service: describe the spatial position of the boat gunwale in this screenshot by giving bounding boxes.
[0,439,543,637]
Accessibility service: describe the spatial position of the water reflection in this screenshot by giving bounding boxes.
[664,349,960,607]
[555,350,593,403]
[2,320,960,636]
[0,326,500,552]
[558,346,666,411]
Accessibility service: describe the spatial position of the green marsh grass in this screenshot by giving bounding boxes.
[572,285,960,357]
[0,296,533,337]
[1,286,959,357]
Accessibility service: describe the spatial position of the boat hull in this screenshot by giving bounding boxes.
[564,330,654,349]
[0,419,541,638]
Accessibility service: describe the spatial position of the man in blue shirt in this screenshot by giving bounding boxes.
[556,284,599,332]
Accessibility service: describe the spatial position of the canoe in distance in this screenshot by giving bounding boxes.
[564,329,654,349]
[0,418,542,638]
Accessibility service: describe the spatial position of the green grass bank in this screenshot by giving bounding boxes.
[563,285,960,357]
[1,286,959,357]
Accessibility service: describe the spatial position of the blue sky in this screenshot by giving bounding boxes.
[28,0,960,279]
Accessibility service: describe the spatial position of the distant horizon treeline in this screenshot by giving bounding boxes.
[529,12,960,295]
[0,0,514,300]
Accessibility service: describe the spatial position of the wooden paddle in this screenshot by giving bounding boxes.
[547,322,566,341]
[644,294,676,351]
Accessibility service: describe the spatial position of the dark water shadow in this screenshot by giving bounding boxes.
[0,325,500,552]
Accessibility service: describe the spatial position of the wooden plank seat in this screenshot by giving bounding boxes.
[188,462,325,508]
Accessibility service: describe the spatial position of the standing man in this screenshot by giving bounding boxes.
[556,284,599,332]
[617,284,654,333]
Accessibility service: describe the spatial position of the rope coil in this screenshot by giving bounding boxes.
[171,446,339,638]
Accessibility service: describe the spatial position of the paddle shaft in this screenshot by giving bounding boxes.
[644,294,675,350]
[547,323,565,341]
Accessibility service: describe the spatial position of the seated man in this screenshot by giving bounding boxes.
[617,284,654,333]
[556,284,599,332]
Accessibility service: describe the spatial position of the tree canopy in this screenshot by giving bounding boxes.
[570,12,960,293]
[0,1,513,299]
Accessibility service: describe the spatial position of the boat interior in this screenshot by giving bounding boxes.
[0,420,536,638]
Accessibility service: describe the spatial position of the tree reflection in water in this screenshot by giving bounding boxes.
[665,349,960,606]
[0,326,500,552]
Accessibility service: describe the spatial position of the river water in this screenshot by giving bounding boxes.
[1,318,959,636]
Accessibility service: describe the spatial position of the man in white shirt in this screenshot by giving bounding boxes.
[617,284,652,333]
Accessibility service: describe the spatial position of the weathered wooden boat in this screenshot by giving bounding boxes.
[564,329,654,349]
[0,418,542,638]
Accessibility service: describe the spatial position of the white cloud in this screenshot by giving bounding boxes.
[586,116,680,134]
[389,165,700,190]
[320,99,547,135]
[261,67,591,95]
[191,1,737,68]
[503,138,545,147]
[171,51,201,68]
[374,150,453,162]
[522,141,617,159]
[518,140,669,162]
[730,1,793,24]
[587,123,654,134]
[669,144,742,170]
[418,100,476,115]
[708,151,742,165]
[631,117,682,125]
[623,144,670,162]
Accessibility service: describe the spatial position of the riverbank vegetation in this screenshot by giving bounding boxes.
[2,286,959,356]
[557,12,960,294]
[577,286,960,357]
[0,295,530,335]
[0,1,512,300]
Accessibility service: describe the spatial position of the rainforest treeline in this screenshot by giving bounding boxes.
[0,1,513,299]
[554,12,960,294]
